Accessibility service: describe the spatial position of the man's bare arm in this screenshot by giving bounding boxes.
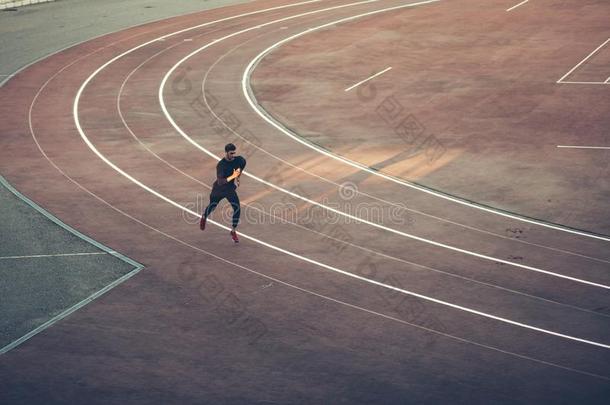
[221,168,241,184]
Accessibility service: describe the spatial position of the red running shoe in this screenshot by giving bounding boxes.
[199,216,206,231]
[230,230,239,243]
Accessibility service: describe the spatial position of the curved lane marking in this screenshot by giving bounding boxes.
[158,1,609,289]
[507,0,529,12]
[71,0,610,348]
[118,28,610,318]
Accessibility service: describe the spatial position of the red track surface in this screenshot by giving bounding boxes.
[1,0,609,402]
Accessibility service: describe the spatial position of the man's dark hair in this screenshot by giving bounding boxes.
[225,143,237,152]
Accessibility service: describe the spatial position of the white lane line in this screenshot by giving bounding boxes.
[161,2,609,288]
[243,8,610,242]
[344,66,391,92]
[118,33,610,319]
[557,38,610,84]
[0,252,107,260]
[73,0,610,349]
[506,0,528,12]
[557,81,609,85]
[557,145,610,150]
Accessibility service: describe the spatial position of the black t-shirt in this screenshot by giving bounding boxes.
[213,156,246,191]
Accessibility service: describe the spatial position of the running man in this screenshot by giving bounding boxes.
[200,143,247,243]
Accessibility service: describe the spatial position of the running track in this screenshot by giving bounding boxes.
[0,0,609,403]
